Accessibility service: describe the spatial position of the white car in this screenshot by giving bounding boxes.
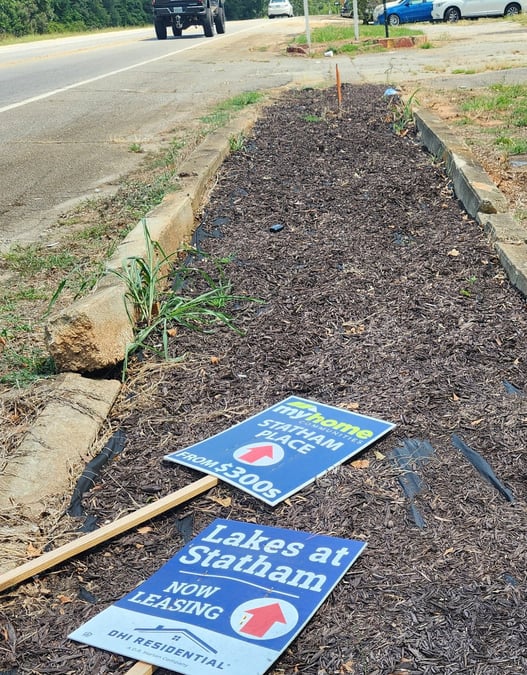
[268,0,294,17]
[432,0,523,21]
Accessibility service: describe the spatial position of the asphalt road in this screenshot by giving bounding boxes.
[1,17,526,251]
[0,19,322,250]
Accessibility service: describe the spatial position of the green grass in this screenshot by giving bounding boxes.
[229,133,246,152]
[152,138,187,170]
[0,24,149,46]
[460,84,527,120]
[294,23,423,45]
[460,275,478,298]
[0,346,55,387]
[457,84,527,155]
[3,286,48,303]
[3,246,79,276]
[0,286,57,386]
[200,92,264,130]
[1,89,265,389]
[75,222,112,240]
[495,136,527,155]
[302,114,324,122]
[111,221,261,379]
[120,170,180,221]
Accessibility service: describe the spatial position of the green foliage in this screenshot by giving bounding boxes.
[0,0,54,35]
[0,342,55,387]
[337,42,362,54]
[225,0,264,20]
[112,220,170,326]
[459,84,527,154]
[495,136,527,155]
[0,0,272,34]
[294,23,423,44]
[120,169,180,220]
[0,285,56,386]
[0,0,151,36]
[388,90,419,135]
[229,133,246,151]
[111,222,261,378]
[460,275,477,298]
[200,92,263,131]
[302,114,324,122]
[3,245,78,276]
[460,84,527,119]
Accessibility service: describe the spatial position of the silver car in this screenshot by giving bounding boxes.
[432,0,523,21]
[268,0,294,17]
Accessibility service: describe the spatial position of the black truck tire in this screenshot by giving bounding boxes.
[214,6,226,33]
[203,8,214,37]
[155,18,167,39]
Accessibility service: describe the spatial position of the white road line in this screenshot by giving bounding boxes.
[0,24,259,114]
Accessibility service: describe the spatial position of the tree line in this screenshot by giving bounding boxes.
[0,0,267,37]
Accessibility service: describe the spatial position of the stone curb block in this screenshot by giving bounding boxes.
[46,109,259,373]
[46,281,134,373]
[477,212,527,245]
[375,35,426,49]
[0,374,121,512]
[495,241,527,298]
[414,108,509,218]
[415,107,527,296]
[104,193,195,276]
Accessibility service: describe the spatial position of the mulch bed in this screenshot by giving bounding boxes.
[1,83,527,675]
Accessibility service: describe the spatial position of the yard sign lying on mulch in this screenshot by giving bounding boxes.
[69,518,366,674]
[164,396,395,505]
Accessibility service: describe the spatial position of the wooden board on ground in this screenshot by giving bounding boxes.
[0,475,218,593]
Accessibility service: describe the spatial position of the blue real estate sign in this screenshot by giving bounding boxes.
[164,396,395,505]
[69,519,367,674]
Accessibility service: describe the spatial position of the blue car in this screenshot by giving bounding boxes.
[373,0,433,24]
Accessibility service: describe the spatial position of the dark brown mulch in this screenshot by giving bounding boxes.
[2,83,527,675]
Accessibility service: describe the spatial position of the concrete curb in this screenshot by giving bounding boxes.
[45,108,260,374]
[0,373,121,513]
[2,107,260,517]
[415,108,527,296]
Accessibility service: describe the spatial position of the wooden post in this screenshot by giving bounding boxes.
[125,662,157,675]
[0,475,218,593]
[336,64,342,108]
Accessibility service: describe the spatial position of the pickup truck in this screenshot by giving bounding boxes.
[152,0,226,39]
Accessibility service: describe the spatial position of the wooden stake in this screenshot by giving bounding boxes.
[125,662,157,675]
[336,64,342,108]
[0,475,218,593]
